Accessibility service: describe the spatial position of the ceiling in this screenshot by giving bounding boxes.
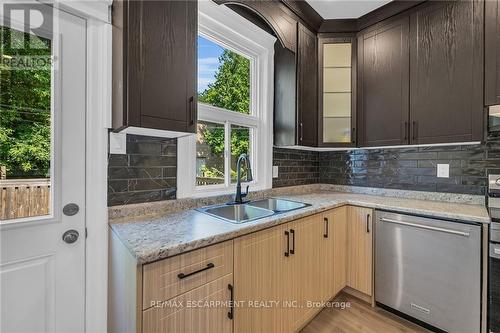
[305,0,393,19]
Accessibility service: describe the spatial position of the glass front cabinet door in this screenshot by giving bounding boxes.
[319,35,356,147]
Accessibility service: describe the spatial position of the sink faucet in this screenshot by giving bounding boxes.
[234,153,253,204]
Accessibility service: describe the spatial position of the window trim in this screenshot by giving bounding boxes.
[177,0,276,198]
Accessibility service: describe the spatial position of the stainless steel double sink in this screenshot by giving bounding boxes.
[196,198,310,224]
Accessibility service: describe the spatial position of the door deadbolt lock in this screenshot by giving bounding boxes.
[63,203,79,216]
[62,230,79,244]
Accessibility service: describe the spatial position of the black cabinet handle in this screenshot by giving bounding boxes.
[188,96,195,125]
[227,284,234,319]
[284,230,290,257]
[366,214,370,233]
[324,217,329,238]
[412,121,417,141]
[290,229,295,254]
[177,262,214,279]
[404,121,408,141]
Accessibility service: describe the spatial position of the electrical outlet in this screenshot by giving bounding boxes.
[272,165,279,178]
[109,132,127,154]
[437,164,449,178]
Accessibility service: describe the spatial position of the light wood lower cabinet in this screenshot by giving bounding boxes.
[347,206,373,296]
[233,207,358,333]
[233,223,289,333]
[332,206,348,296]
[109,205,374,333]
[143,240,233,309]
[288,215,325,332]
[142,274,233,333]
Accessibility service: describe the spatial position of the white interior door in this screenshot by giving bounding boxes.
[0,4,86,332]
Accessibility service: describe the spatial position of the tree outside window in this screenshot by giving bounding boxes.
[196,36,251,185]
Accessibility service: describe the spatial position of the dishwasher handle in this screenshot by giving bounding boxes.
[491,243,500,259]
[379,217,470,237]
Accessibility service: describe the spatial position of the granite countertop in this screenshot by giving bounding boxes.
[109,190,490,265]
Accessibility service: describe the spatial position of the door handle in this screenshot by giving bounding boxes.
[324,217,329,238]
[366,214,370,233]
[63,203,79,216]
[290,229,295,254]
[227,284,234,319]
[284,230,290,257]
[62,230,79,244]
[177,263,215,279]
[299,123,304,142]
[379,217,470,237]
[188,96,195,125]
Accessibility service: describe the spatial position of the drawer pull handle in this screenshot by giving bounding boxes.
[284,230,290,257]
[324,217,329,238]
[228,284,234,319]
[177,263,215,279]
[290,229,295,254]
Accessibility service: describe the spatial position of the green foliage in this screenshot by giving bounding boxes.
[199,50,250,114]
[0,27,52,178]
[198,49,250,166]
[201,125,225,155]
[200,165,223,179]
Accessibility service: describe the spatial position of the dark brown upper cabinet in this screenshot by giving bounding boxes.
[485,0,500,106]
[357,16,409,147]
[112,0,197,135]
[215,0,297,52]
[218,1,319,147]
[297,23,318,147]
[318,34,357,147]
[409,0,484,144]
[275,22,318,147]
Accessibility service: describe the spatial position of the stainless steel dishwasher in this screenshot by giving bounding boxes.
[375,211,482,333]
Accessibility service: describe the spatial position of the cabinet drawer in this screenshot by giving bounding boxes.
[143,274,233,333]
[143,240,233,309]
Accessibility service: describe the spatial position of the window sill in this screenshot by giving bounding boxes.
[180,182,268,199]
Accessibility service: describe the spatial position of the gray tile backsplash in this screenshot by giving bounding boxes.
[317,137,500,196]
[108,135,177,206]
[108,135,500,206]
[272,148,320,187]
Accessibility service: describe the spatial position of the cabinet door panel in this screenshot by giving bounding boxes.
[234,224,289,333]
[318,35,357,147]
[347,206,373,296]
[409,0,483,144]
[359,16,409,147]
[288,215,324,331]
[485,0,500,106]
[139,0,197,132]
[297,23,318,147]
[319,207,347,300]
[142,274,233,333]
[332,206,348,296]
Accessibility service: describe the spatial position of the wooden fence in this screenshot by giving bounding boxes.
[196,177,224,186]
[0,179,51,220]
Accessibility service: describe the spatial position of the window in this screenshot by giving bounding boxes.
[195,36,253,187]
[177,1,276,198]
[0,25,53,221]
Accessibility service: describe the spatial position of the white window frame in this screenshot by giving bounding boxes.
[177,0,276,198]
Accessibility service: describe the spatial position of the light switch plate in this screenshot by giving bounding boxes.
[272,166,279,178]
[109,132,127,155]
[437,164,449,178]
